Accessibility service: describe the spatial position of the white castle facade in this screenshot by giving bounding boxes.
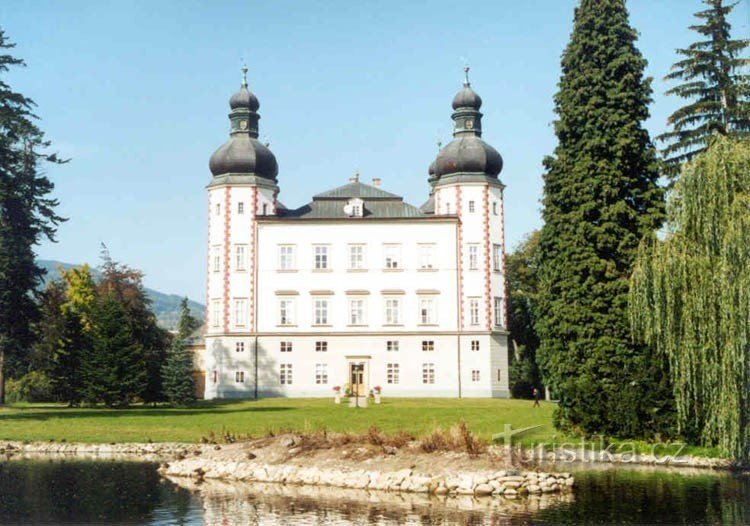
[203,68,509,399]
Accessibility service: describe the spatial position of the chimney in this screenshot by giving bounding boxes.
[372,177,381,187]
[349,170,360,184]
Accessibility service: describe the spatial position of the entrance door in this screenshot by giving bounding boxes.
[350,363,365,396]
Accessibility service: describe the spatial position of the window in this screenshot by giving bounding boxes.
[422,363,435,384]
[348,244,365,270]
[315,363,328,384]
[349,298,365,325]
[493,202,498,215]
[280,364,293,385]
[314,299,329,325]
[469,200,475,213]
[279,299,295,326]
[211,300,220,328]
[384,244,401,269]
[280,341,293,353]
[387,363,400,384]
[469,298,480,326]
[234,244,247,271]
[215,203,221,216]
[471,340,480,351]
[418,244,435,270]
[236,371,245,383]
[497,369,502,382]
[419,298,436,324]
[314,245,329,270]
[278,245,295,270]
[315,341,328,352]
[422,340,435,352]
[262,203,269,215]
[493,244,502,271]
[212,370,217,384]
[234,298,247,326]
[236,341,245,353]
[468,244,479,270]
[212,245,221,273]
[472,370,480,382]
[384,298,401,325]
[494,297,503,327]
[238,202,245,214]
[386,340,399,352]
[446,202,451,214]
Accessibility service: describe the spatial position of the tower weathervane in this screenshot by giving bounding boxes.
[463,65,470,86]
[241,63,248,88]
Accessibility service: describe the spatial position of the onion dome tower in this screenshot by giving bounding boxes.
[430,67,503,186]
[209,66,278,181]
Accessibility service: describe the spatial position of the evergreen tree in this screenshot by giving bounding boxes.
[161,337,195,406]
[507,231,542,399]
[0,29,64,404]
[535,0,674,437]
[177,297,200,340]
[658,0,750,170]
[82,293,146,407]
[631,137,750,461]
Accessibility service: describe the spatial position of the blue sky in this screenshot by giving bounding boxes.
[1,0,748,301]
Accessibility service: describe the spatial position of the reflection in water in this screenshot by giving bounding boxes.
[0,459,748,525]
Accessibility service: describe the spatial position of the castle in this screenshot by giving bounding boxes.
[203,67,509,399]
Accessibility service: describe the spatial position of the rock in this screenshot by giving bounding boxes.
[565,478,575,486]
[502,481,522,489]
[246,452,256,460]
[435,486,449,495]
[503,488,518,497]
[500,475,525,483]
[280,435,301,448]
[474,483,494,496]
[527,484,542,493]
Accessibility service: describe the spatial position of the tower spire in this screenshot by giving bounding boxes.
[241,64,248,88]
[463,65,470,87]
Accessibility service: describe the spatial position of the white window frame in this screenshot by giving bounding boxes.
[233,298,247,327]
[422,363,435,384]
[493,244,502,272]
[315,363,328,384]
[471,340,480,351]
[348,298,366,325]
[280,341,293,353]
[315,341,328,352]
[419,297,437,325]
[469,297,480,326]
[472,369,480,382]
[468,200,475,213]
[313,298,329,326]
[418,243,435,270]
[234,244,247,272]
[422,340,435,352]
[237,201,245,215]
[215,203,221,216]
[348,244,365,270]
[468,244,479,270]
[212,245,221,273]
[493,201,498,215]
[313,244,330,270]
[235,371,245,383]
[494,297,503,327]
[278,298,296,326]
[383,244,401,270]
[236,341,245,353]
[211,299,220,328]
[278,245,296,271]
[386,340,399,352]
[384,298,401,325]
[387,363,399,384]
[280,363,293,385]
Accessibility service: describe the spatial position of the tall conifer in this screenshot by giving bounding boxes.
[536,0,673,436]
[658,0,750,170]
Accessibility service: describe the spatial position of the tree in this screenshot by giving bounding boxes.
[161,337,196,406]
[506,231,542,399]
[630,137,750,461]
[177,297,200,340]
[82,293,146,407]
[0,29,64,404]
[535,0,674,437]
[658,0,750,171]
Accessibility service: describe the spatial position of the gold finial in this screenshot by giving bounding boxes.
[241,63,248,88]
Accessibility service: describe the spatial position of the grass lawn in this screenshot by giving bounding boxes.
[0,398,564,446]
[0,398,724,458]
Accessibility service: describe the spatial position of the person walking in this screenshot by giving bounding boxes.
[532,387,541,408]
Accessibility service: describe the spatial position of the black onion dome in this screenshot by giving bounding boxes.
[435,136,502,177]
[428,159,436,176]
[452,85,482,110]
[229,85,259,111]
[209,135,278,179]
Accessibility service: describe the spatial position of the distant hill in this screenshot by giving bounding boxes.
[37,260,205,330]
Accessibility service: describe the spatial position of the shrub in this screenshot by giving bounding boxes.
[6,371,54,403]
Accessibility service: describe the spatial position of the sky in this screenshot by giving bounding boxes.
[1,0,749,301]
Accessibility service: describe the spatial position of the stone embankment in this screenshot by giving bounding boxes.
[0,441,211,461]
[161,458,573,497]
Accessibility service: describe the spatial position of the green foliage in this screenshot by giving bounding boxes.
[161,338,196,406]
[0,29,65,404]
[630,136,750,461]
[4,371,53,403]
[658,0,750,170]
[177,297,201,340]
[506,231,542,398]
[535,0,674,437]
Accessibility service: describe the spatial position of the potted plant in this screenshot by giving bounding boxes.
[333,385,342,404]
[373,385,382,404]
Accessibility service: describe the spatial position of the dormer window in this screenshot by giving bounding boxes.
[344,198,364,217]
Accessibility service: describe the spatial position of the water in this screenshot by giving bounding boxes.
[0,459,748,525]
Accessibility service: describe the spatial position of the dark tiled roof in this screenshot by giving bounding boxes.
[313,181,401,200]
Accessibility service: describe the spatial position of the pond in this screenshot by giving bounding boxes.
[0,459,747,525]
